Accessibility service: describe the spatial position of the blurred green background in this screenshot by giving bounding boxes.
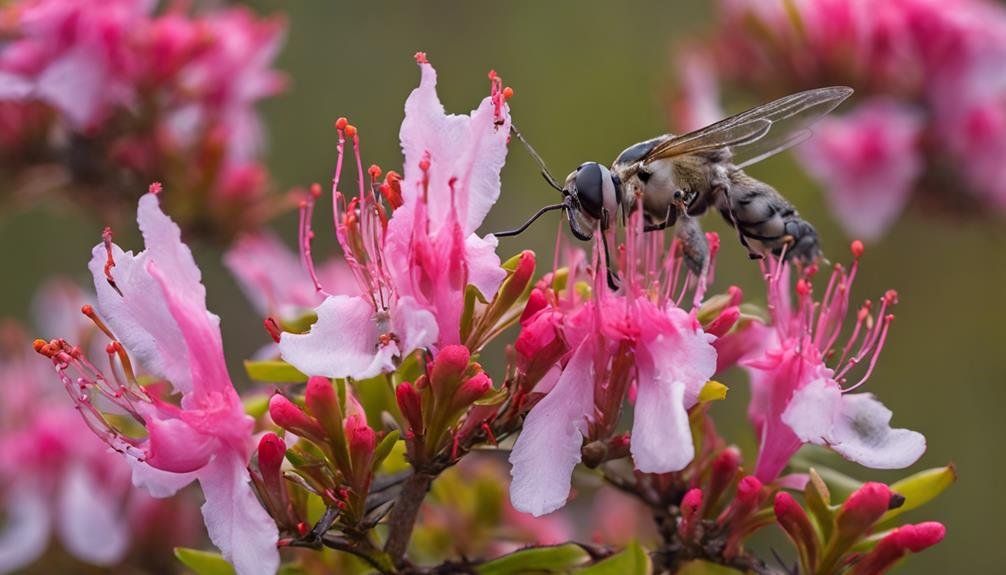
[2,1,1004,572]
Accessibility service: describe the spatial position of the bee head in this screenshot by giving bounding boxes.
[563,162,620,241]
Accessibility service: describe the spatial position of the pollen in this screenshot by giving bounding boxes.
[344,124,358,138]
[414,51,428,64]
[335,117,348,130]
[368,164,382,181]
[502,86,514,100]
[148,181,163,195]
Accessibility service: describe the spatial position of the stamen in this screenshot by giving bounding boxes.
[264,317,282,343]
[148,181,163,195]
[102,227,122,296]
[298,185,324,293]
[81,304,115,341]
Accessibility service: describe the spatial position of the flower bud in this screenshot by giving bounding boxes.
[256,433,293,525]
[498,250,536,305]
[706,447,741,514]
[345,414,377,487]
[451,371,491,410]
[678,488,704,541]
[775,492,819,573]
[837,482,899,542]
[705,306,740,337]
[430,345,471,396]
[520,286,549,324]
[269,394,324,440]
[848,522,946,575]
[396,381,423,434]
[305,376,342,434]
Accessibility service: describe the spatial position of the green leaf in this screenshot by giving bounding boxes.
[577,541,649,574]
[174,547,235,575]
[372,431,400,470]
[244,360,307,383]
[243,394,270,418]
[805,468,834,541]
[477,544,589,575]
[879,464,957,525]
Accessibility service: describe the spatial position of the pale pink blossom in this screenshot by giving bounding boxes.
[797,99,924,240]
[278,55,511,380]
[509,219,722,517]
[36,192,278,575]
[744,244,925,483]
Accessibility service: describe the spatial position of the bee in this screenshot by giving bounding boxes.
[495,87,853,285]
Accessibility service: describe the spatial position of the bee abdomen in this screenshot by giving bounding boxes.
[723,170,821,262]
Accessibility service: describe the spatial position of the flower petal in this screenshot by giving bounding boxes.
[781,378,842,443]
[57,465,129,566]
[632,377,692,473]
[279,295,398,380]
[393,296,439,355]
[509,340,594,517]
[0,71,33,99]
[0,484,51,573]
[128,457,200,499]
[35,45,108,128]
[465,233,506,299]
[198,451,279,575]
[827,393,926,469]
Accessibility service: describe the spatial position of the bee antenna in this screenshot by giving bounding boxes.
[510,123,564,193]
[492,200,568,237]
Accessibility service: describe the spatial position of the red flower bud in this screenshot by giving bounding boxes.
[848,522,946,575]
[430,345,470,395]
[499,250,536,304]
[837,482,898,541]
[452,371,491,409]
[396,381,423,434]
[269,394,324,440]
[678,488,704,541]
[520,287,549,324]
[305,376,342,431]
[706,305,740,337]
[708,447,741,508]
[255,433,295,528]
[345,414,377,487]
[775,492,819,573]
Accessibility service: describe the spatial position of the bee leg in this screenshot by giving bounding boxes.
[673,200,709,276]
[600,208,621,291]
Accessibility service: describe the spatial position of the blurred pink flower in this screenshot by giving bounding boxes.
[278,55,511,380]
[797,99,924,240]
[1,280,195,572]
[36,192,278,575]
[509,220,724,517]
[744,244,925,483]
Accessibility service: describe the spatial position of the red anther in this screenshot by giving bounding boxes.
[418,158,430,172]
[105,342,116,354]
[296,522,309,536]
[344,124,357,138]
[81,304,94,317]
[309,183,322,198]
[885,313,895,322]
[883,289,899,304]
[264,317,282,343]
[805,262,819,278]
[502,86,514,100]
[851,240,865,258]
[414,51,428,64]
[148,181,163,195]
[487,69,497,81]
[32,339,53,357]
[368,164,382,181]
[796,279,811,296]
[335,117,348,130]
[102,227,118,290]
[481,422,498,445]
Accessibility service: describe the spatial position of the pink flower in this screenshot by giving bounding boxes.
[278,55,511,380]
[224,232,357,321]
[744,243,925,483]
[35,192,278,575]
[0,0,150,129]
[509,218,722,516]
[671,49,724,132]
[797,98,924,240]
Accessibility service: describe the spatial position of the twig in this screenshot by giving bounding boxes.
[384,471,436,563]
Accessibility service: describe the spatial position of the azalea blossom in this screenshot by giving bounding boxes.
[277,54,511,380]
[35,190,278,575]
[508,216,730,517]
[744,242,925,483]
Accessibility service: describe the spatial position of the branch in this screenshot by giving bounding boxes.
[383,471,436,563]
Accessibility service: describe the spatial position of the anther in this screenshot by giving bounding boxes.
[148,182,163,195]
[344,124,357,138]
[309,183,322,198]
[502,86,514,100]
[101,227,121,295]
[414,51,428,64]
[368,164,382,182]
[851,240,865,259]
[335,117,348,131]
[264,317,282,343]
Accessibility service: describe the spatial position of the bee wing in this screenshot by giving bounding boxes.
[643,86,853,167]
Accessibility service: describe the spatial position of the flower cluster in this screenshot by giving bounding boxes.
[30,53,952,575]
[674,0,1006,239]
[0,0,286,241]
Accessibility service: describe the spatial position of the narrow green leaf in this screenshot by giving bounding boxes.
[243,360,307,383]
[174,547,235,575]
[879,464,957,525]
[805,468,834,541]
[577,541,649,574]
[372,431,400,470]
[477,544,589,575]
[805,466,862,501]
[243,394,270,418]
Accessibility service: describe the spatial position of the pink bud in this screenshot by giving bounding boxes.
[453,371,492,408]
[678,488,704,540]
[500,250,536,303]
[305,376,342,433]
[706,306,740,337]
[396,381,423,434]
[430,345,471,394]
[520,287,549,324]
[345,414,377,486]
[717,474,763,527]
[706,447,741,514]
[257,433,286,480]
[269,394,325,440]
[774,492,819,572]
[848,522,946,575]
[837,482,898,540]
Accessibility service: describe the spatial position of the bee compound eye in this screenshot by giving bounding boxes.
[574,162,604,219]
